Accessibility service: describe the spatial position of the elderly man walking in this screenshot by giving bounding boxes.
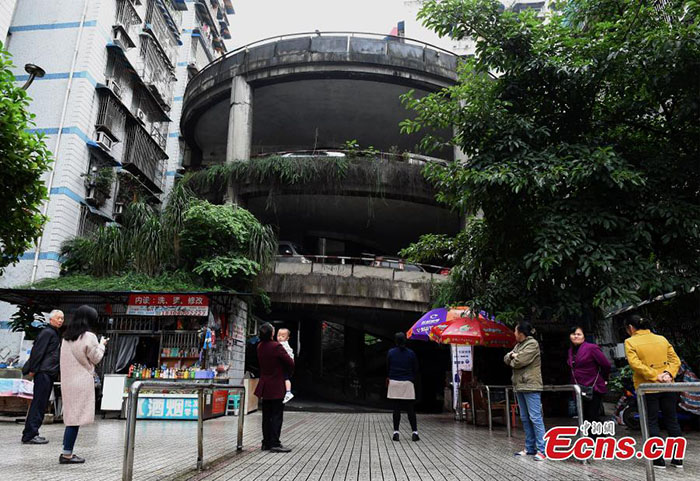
[21,309,64,444]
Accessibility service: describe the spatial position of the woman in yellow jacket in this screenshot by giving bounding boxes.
[624,315,682,470]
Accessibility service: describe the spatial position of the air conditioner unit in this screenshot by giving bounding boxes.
[106,78,122,99]
[135,108,146,123]
[113,202,125,216]
[95,131,114,152]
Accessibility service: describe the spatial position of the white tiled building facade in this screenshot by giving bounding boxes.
[0,0,232,324]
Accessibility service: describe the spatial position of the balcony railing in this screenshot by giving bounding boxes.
[145,0,179,67]
[122,121,167,193]
[189,31,213,67]
[96,92,128,141]
[139,36,175,107]
[193,20,216,60]
[150,122,168,150]
[162,0,183,29]
[115,0,142,41]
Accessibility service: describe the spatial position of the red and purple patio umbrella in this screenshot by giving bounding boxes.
[429,308,516,348]
[406,308,449,341]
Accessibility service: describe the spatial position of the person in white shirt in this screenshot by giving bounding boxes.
[277,328,294,403]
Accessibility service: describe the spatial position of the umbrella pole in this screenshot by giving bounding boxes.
[457,379,463,421]
[471,388,476,426]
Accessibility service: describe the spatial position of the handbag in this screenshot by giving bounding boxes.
[571,351,599,401]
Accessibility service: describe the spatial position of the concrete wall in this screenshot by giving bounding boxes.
[265,262,446,312]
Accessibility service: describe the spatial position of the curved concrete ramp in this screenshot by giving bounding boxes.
[181,34,461,164]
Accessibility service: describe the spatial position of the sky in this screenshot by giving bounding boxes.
[226,0,462,52]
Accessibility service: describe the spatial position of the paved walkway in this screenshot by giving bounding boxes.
[1,412,698,480]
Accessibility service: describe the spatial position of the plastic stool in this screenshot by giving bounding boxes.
[226,394,241,415]
[510,402,519,429]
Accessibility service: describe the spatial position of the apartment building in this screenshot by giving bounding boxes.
[0,0,232,322]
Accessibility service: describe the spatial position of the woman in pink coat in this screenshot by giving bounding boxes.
[59,305,106,464]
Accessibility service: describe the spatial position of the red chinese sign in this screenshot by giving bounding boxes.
[126,294,209,317]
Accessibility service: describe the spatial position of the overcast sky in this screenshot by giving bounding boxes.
[227,0,460,51]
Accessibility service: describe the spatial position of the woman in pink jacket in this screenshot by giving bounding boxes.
[59,305,107,464]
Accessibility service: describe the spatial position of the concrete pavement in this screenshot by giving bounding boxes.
[1,412,698,480]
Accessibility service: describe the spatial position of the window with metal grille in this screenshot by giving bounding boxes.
[145,0,180,67]
[131,87,169,149]
[123,120,167,192]
[115,0,142,37]
[96,89,128,141]
[105,48,132,91]
[139,35,175,107]
[78,204,106,237]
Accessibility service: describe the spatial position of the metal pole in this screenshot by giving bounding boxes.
[457,380,463,422]
[197,389,205,470]
[572,385,585,436]
[237,386,246,450]
[638,390,654,481]
[486,386,492,431]
[122,382,245,480]
[122,381,142,481]
[505,387,511,437]
[571,384,587,465]
[470,388,476,426]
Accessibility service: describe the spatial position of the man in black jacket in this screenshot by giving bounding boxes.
[21,309,63,444]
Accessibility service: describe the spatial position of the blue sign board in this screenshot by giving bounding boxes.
[137,396,199,420]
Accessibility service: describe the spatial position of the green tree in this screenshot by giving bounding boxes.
[0,43,53,274]
[58,182,276,291]
[400,0,700,323]
[180,200,276,287]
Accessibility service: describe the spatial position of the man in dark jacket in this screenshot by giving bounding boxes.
[21,309,63,444]
[254,323,294,452]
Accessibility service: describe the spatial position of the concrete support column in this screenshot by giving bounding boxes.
[312,320,324,378]
[224,76,252,204]
[344,325,365,399]
[226,76,253,163]
[300,320,324,378]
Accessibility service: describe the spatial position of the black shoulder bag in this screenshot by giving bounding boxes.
[571,351,599,401]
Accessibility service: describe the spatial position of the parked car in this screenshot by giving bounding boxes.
[277,241,312,264]
[371,256,426,272]
[280,150,346,158]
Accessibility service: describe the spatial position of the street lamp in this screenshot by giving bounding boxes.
[21,63,45,90]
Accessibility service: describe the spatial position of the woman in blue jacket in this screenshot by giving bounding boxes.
[387,332,419,442]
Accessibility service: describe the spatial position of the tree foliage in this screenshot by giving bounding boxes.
[401,0,700,322]
[0,43,53,274]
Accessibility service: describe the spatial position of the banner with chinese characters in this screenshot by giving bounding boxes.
[451,345,473,410]
[126,294,209,316]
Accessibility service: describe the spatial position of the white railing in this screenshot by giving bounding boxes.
[276,254,450,276]
[252,149,449,167]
